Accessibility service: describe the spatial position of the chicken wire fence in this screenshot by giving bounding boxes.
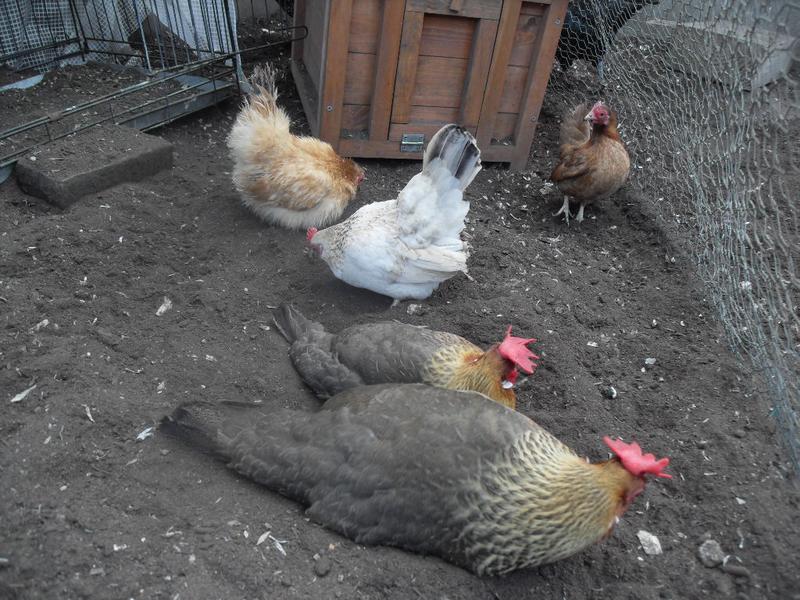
[0,0,243,73]
[0,0,304,176]
[548,0,800,471]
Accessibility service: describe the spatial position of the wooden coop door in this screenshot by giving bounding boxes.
[387,0,502,148]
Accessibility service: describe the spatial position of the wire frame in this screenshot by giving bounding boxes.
[548,0,800,471]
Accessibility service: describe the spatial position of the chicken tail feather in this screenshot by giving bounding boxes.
[559,103,591,150]
[160,401,226,457]
[242,63,282,120]
[160,400,263,458]
[422,124,482,192]
[273,303,332,347]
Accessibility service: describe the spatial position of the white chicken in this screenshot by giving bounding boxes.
[307,124,481,300]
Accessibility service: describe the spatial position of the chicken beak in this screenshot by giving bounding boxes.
[501,380,514,390]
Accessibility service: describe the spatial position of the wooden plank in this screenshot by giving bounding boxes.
[407,0,501,20]
[482,145,515,163]
[391,10,425,124]
[418,14,475,59]
[304,0,327,91]
[388,106,461,141]
[291,59,320,135]
[475,0,521,149]
[521,1,548,14]
[292,0,306,62]
[460,18,498,128]
[349,0,382,54]
[497,64,527,113]
[369,0,405,141]
[408,104,461,123]
[389,121,476,142]
[410,55,468,108]
[318,0,354,147]
[343,52,377,104]
[339,137,514,162]
[342,104,371,130]
[508,5,543,66]
[492,112,518,141]
[510,0,568,169]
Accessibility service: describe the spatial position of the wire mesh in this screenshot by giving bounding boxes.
[548,0,800,470]
[0,0,242,73]
[0,0,83,71]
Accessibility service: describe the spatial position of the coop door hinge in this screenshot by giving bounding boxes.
[400,133,425,153]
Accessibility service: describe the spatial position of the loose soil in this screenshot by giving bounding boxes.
[1,55,798,600]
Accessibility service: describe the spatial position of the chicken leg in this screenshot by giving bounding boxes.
[575,202,587,223]
[553,196,574,224]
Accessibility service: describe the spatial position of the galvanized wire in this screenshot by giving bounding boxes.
[1,0,241,73]
[548,0,800,470]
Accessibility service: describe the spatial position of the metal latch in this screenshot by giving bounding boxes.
[400,133,425,153]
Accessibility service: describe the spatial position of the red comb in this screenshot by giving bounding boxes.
[604,437,671,479]
[497,326,539,374]
[306,227,318,242]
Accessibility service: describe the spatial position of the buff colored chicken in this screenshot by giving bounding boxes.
[162,384,671,575]
[273,303,538,408]
[227,64,364,229]
[550,101,630,224]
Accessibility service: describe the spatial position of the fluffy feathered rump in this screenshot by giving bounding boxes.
[310,124,481,300]
[398,125,481,249]
[227,65,362,229]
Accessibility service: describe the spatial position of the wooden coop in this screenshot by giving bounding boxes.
[290,0,568,170]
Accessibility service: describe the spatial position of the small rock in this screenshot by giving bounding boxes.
[698,539,726,567]
[314,556,332,577]
[637,530,663,555]
[407,304,426,316]
[732,429,746,439]
[644,357,657,366]
[696,440,708,449]
[601,386,617,399]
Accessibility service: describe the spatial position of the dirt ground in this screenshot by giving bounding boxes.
[1,54,799,600]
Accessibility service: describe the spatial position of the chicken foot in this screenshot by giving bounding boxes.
[553,196,574,224]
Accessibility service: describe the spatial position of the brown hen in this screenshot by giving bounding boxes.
[550,101,630,224]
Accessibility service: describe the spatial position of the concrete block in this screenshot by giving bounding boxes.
[15,124,173,208]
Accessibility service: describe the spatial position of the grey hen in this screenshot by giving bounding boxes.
[162,384,670,575]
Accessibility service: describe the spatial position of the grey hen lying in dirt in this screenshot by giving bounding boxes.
[161,384,669,575]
